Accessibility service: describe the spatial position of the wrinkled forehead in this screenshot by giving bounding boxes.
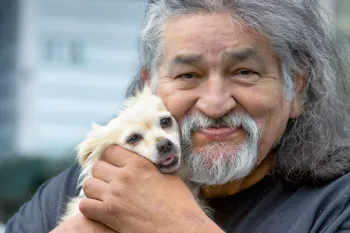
[162,12,276,65]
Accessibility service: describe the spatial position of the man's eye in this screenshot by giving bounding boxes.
[126,134,143,144]
[183,73,195,79]
[237,70,257,76]
[176,73,197,79]
[160,117,172,128]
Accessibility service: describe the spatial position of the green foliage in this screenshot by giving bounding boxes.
[0,155,75,223]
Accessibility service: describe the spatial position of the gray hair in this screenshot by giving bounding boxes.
[126,0,350,185]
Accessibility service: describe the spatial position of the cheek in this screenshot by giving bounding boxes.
[238,85,286,118]
[157,82,197,123]
[133,143,155,161]
[168,128,181,145]
[236,86,291,158]
[257,115,288,161]
[121,144,138,155]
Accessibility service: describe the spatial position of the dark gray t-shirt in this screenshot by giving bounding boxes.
[5,163,350,233]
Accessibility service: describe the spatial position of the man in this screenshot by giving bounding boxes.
[6,0,350,232]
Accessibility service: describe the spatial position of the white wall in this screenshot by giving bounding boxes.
[15,0,40,155]
[15,0,146,156]
[0,223,5,233]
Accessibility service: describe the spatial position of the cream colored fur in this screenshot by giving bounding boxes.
[60,86,208,223]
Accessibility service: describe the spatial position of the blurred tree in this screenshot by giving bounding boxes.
[0,156,74,223]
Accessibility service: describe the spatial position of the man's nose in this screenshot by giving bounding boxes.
[196,78,236,118]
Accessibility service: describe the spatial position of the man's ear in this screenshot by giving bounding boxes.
[141,66,150,84]
[77,123,104,165]
[290,73,307,118]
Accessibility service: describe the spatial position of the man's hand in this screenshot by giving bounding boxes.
[79,145,221,233]
[50,214,118,233]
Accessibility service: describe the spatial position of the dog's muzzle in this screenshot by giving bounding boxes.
[155,139,180,173]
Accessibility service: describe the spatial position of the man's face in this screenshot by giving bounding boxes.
[155,12,302,185]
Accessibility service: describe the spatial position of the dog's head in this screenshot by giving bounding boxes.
[78,86,182,174]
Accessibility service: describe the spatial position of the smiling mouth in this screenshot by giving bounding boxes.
[156,155,180,173]
[196,127,242,140]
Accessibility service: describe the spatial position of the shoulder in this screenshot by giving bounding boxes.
[217,173,350,233]
[5,163,81,233]
[274,172,350,232]
[305,171,350,202]
[292,172,350,232]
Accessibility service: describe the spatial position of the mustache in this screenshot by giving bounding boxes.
[181,112,261,143]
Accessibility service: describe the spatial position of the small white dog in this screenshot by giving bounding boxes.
[61,86,207,222]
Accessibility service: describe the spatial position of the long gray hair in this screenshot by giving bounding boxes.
[126,0,350,186]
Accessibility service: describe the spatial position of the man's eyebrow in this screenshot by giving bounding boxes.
[222,48,266,69]
[171,54,204,66]
[168,49,267,72]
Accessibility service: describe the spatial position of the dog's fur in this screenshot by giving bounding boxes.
[60,86,207,222]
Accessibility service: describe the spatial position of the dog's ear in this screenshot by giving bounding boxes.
[77,123,104,165]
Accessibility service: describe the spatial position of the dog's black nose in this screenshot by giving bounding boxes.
[157,139,173,154]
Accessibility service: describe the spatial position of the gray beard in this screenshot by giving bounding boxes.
[181,112,261,185]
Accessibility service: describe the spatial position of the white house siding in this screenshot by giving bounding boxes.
[13,0,145,156]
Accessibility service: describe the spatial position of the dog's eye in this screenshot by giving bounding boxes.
[160,117,172,128]
[126,134,143,144]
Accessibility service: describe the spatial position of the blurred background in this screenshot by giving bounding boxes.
[0,0,349,231]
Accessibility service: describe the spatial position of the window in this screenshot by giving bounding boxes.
[70,40,84,64]
[44,38,85,65]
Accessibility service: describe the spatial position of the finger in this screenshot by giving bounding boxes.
[103,145,141,167]
[83,177,109,201]
[85,219,119,233]
[58,214,118,233]
[79,198,105,221]
[79,198,117,229]
[92,160,118,183]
